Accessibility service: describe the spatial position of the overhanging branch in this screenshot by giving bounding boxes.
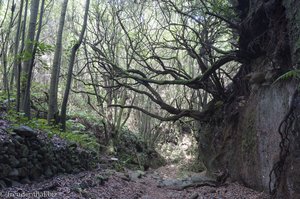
[109,104,206,121]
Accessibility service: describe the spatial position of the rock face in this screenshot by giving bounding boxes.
[197,0,300,198]
[227,83,297,190]
[0,124,98,188]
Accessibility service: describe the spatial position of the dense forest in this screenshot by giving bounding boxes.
[0,0,299,198]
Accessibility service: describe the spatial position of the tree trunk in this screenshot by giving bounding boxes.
[20,0,40,117]
[60,0,90,131]
[11,0,24,111]
[47,0,68,124]
[1,1,16,108]
[22,0,45,118]
[16,0,28,112]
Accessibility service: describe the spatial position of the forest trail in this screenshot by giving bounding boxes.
[0,164,269,199]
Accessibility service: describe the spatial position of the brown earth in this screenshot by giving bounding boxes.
[0,164,270,199]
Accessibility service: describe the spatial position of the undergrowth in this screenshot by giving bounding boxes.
[3,108,100,152]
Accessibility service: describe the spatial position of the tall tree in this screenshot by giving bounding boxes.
[1,0,15,108]
[20,0,40,116]
[47,0,68,123]
[60,0,90,130]
[12,0,24,111]
[16,0,28,112]
[22,0,45,117]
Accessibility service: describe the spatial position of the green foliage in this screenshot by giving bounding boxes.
[69,111,105,127]
[66,119,86,131]
[0,91,9,102]
[274,69,300,83]
[56,129,101,152]
[1,91,101,152]
[17,41,54,62]
[5,110,46,129]
[4,110,100,152]
[35,41,54,56]
[113,157,131,172]
[0,91,16,107]
[29,82,49,112]
[209,0,236,19]
[18,50,33,61]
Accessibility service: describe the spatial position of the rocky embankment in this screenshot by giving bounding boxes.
[0,119,98,188]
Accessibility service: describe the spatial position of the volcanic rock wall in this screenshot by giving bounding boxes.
[0,124,97,188]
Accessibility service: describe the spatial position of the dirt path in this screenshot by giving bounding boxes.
[0,164,270,199]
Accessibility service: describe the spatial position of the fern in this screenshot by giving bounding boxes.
[273,69,300,84]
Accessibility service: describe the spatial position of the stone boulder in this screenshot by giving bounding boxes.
[13,126,37,138]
